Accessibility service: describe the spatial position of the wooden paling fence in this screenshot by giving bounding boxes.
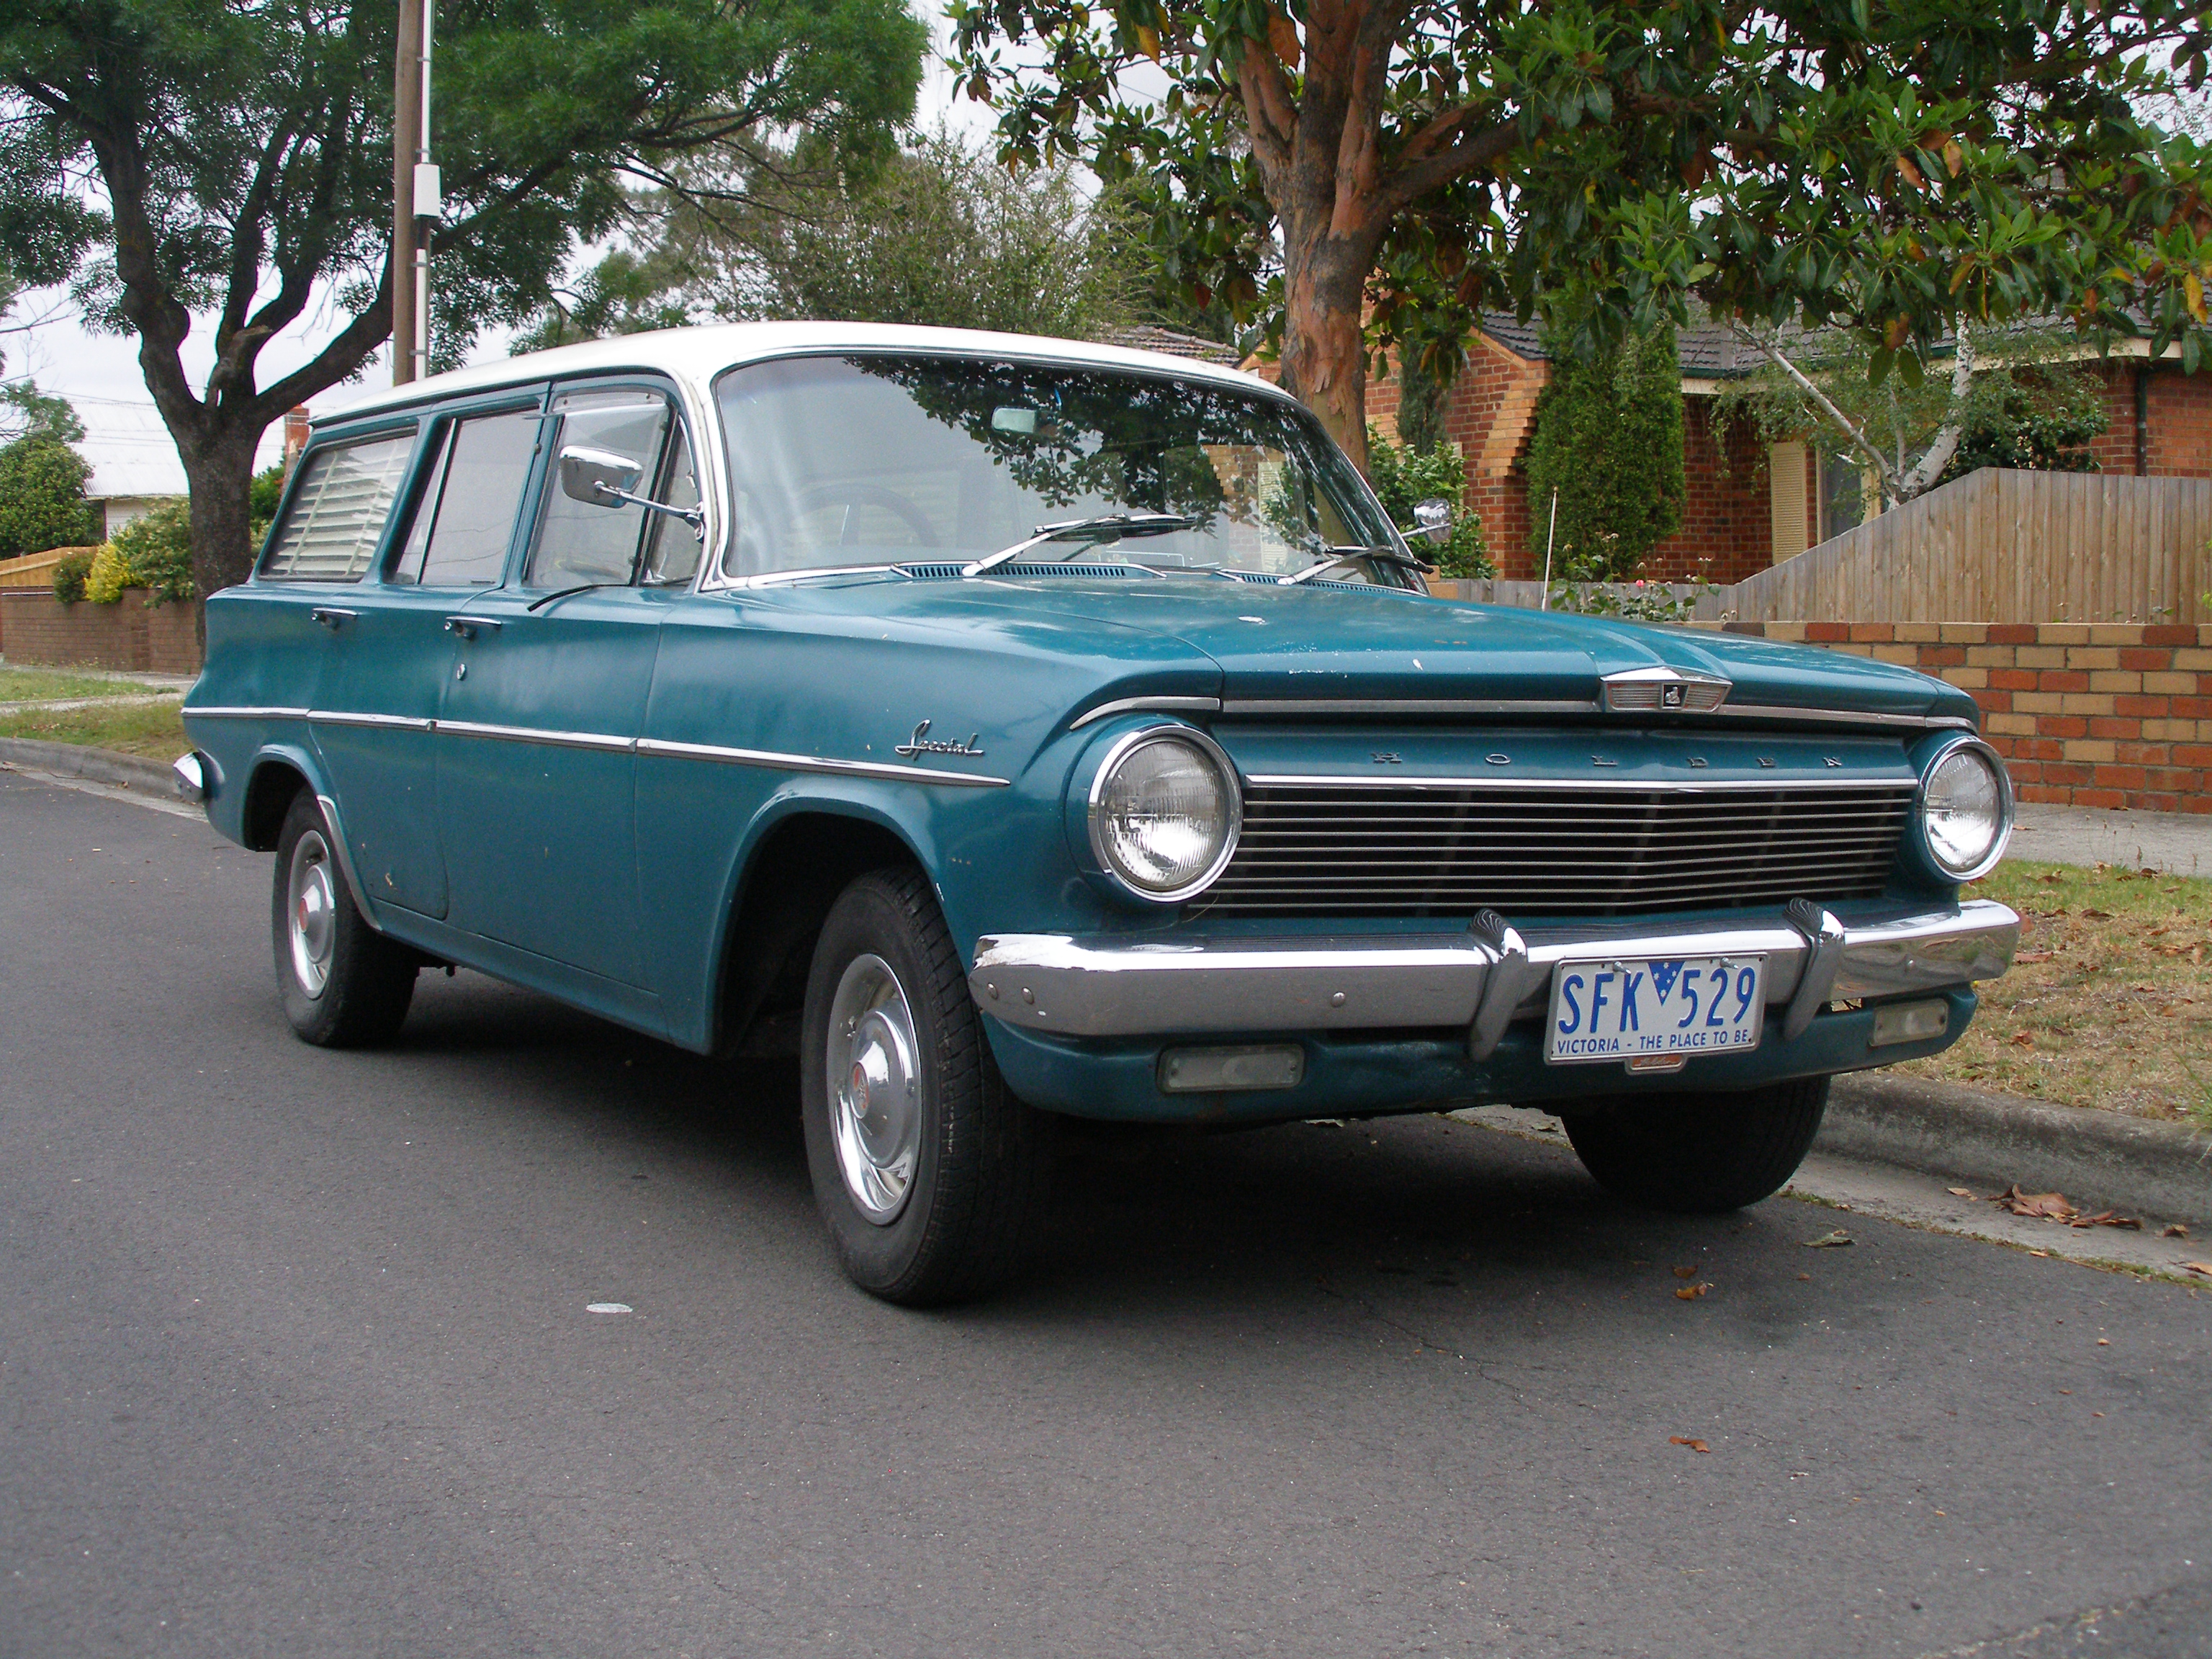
[1726,469,2212,625]
[1439,469,2212,625]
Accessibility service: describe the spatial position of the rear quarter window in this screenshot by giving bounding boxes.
[259,433,415,581]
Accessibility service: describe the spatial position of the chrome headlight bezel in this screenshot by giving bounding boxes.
[1912,734,2014,883]
[1083,725,1243,906]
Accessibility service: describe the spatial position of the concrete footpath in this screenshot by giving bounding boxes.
[2011,801,2212,876]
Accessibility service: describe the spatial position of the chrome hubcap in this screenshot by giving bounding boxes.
[287,830,337,998]
[827,953,921,1224]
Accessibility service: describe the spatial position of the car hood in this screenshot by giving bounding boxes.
[762,572,1974,723]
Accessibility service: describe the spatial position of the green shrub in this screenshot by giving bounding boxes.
[109,500,197,604]
[82,542,138,603]
[49,548,94,604]
[1524,324,1684,581]
[1366,426,1491,577]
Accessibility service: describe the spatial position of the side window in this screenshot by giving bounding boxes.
[525,390,675,590]
[639,427,702,586]
[392,408,540,588]
[259,433,413,581]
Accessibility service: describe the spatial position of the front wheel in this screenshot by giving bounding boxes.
[801,868,1053,1305]
[1562,1077,1830,1213]
[271,790,417,1047]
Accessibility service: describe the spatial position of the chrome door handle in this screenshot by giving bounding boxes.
[310,607,359,631]
[443,616,503,640]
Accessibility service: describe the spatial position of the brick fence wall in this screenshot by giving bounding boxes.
[1737,621,2211,814]
[0,589,201,675]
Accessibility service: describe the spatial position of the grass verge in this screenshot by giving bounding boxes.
[1902,857,2212,1125]
[0,699,189,760]
[0,666,176,703]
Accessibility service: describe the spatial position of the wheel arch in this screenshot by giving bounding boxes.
[707,801,931,1058]
[240,747,323,851]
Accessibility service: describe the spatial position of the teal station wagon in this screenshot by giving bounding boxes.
[179,323,2019,1304]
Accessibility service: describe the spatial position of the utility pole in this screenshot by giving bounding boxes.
[390,0,438,385]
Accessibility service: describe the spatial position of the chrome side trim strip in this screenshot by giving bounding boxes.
[436,719,634,753]
[1242,773,1917,793]
[968,899,2019,1038]
[1717,704,1976,731]
[1221,697,1599,718]
[1068,695,1223,730]
[308,711,436,732]
[185,706,312,720]
[637,735,1010,788]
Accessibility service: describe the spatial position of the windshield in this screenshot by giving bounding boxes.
[712,354,1408,584]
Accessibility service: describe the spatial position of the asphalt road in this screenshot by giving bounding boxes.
[4,769,2208,1659]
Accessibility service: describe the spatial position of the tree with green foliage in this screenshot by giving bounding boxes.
[1523,325,1683,582]
[1365,423,1488,576]
[547,127,1152,343]
[1717,323,2109,514]
[0,0,925,600]
[0,425,96,559]
[952,0,2212,475]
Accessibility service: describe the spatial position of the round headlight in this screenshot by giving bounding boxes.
[1087,729,1241,902]
[1919,738,2012,880]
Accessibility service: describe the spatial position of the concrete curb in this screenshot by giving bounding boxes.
[0,736,179,797]
[1820,1071,2212,1229]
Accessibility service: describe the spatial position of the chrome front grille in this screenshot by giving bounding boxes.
[1194,778,1917,919]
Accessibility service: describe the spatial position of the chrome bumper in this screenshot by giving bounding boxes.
[969,899,2020,1040]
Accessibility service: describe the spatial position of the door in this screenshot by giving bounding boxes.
[309,400,542,917]
[435,385,699,988]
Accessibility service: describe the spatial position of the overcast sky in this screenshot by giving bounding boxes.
[2,9,991,498]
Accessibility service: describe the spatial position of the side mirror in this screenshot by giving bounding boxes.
[1411,498,1455,546]
[559,445,644,508]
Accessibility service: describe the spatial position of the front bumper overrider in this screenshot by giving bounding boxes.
[969,899,2020,1042]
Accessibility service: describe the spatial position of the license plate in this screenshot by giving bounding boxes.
[1545,956,1766,1064]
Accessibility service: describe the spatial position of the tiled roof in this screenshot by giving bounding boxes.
[1097,325,1246,367]
[1478,310,1760,377]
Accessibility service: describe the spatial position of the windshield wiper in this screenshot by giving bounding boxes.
[1279,544,1436,585]
[962,513,1199,577]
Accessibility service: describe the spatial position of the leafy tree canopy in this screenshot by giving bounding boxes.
[534,128,1155,345]
[0,379,84,446]
[1717,323,2110,511]
[952,0,2212,471]
[0,426,96,559]
[1523,321,1683,581]
[0,0,925,595]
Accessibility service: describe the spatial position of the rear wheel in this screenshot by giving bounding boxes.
[271,790,417,1047]
[1562,1077,1829,1213]
[801,868,1053,1305]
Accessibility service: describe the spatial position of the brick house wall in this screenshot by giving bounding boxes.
[1735,621,2211,813]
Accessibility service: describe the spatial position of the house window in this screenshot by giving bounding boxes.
[1817,451,1866,543]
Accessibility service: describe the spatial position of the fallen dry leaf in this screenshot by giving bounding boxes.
[2082,908,2113,920]
[2036,871,2064,884]
[1995,1185,2078,1220]
[1803,1229,1853,1248]
[1797,1272,1812,1282]
[1673,1265,1698,1279]
[2068,1211,2142,1231]
[1669,1437,1711,1453]
[2015,950,2057,963]
[2163,1224,2190,1239]
[1676,1282,1713,1300]
[2010,1032,2036,1048]
[1946,1187,1977,1198]
[2182,1261,2212,1279]
[2097,1338,2110,1346]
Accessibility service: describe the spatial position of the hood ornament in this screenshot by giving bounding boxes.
[895,719,986,759]
[1601,665,1731,714]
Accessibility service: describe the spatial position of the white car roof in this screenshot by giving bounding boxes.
[320,320,1275,427]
